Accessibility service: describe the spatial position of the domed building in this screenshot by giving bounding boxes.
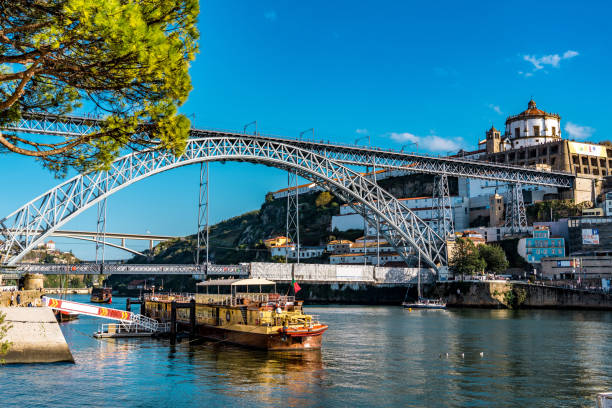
[504,99,561,149]
[479,99,612,203]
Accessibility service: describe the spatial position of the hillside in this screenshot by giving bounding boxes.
[129,173,454,265]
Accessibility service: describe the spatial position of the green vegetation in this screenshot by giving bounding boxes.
[449,238,485,275]
[449,238,510,275]
[0,311,11,363]
[478,244,509,274]
[527,200,591,222]
[503,285,528,309]
[0,0,199,174]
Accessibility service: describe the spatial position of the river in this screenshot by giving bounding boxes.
[0,295,611,407]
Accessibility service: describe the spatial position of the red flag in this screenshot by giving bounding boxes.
[292,279,301,294]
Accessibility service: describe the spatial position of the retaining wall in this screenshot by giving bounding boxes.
[435,281,612,310]
[249,262,434,284]
[0,307,74,363]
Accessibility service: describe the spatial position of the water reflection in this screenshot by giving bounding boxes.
[1,298,611,407]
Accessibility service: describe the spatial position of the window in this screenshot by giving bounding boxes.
[515,128,520,138]
[551,145,559,154]
[533,126,540,136]
[552,127,556,136]
[582,157,588,165]
[591,157,598,166]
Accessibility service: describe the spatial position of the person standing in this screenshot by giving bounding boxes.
[16,293,21,306]
[10,292,15,306]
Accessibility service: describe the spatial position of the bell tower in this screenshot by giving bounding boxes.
[486,126,501,154]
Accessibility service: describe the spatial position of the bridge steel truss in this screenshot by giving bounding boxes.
[0,136,447,271]
[3,113,575,188]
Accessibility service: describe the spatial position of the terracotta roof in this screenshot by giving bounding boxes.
[506,99,559,123]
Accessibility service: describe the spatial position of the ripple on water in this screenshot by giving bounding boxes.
[0,298,611,407]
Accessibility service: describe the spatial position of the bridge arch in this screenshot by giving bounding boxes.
[0,137,445,269]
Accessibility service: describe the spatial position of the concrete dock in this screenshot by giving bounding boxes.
[0,307,74,364]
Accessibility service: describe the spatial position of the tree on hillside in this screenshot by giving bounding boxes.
[449,237,485,275]
[315,191,333,207]
[0,0,199,175]
[478,244,509,274]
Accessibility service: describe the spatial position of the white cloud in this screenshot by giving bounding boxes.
[355,128,368,135]
[565,122,595,140]
[388,132,462,152]
[563,50,579,59]
[264,10,277,21]
[488,104,503,115]
[521,50,579,73]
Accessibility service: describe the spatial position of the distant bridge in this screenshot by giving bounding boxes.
[1,229,176,257]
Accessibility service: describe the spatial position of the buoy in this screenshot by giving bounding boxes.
[480,352,484,357]
[409,308,412,312]
[461,353,465,358]
[445,353,449,358]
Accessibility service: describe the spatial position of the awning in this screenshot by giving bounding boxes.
[196,278,276,287]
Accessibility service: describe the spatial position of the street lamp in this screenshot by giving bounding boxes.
[401,142,418,152]
[355,135,370,145]
[243,120,257,135]
[299,128,314,141]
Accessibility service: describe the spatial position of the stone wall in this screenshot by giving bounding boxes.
[0,290,44,307]
[249,262,434,284]
[435,281,612,310]
[0,307,74,363]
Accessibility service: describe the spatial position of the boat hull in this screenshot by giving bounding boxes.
[403,303,446,310]
[189,323,325,351]
[90,297,112,304]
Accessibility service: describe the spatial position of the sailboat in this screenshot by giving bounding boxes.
[402,250,446,309]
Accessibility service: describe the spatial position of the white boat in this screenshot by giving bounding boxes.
[402,250,446,310]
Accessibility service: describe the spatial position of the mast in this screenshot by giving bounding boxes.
[417,251,421,300]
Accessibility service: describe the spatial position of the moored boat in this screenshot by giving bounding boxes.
[402,298,447,309]
[91,287,112,303]
[143,278,327,351]
[402,250,446,310]
[54,309,79,322]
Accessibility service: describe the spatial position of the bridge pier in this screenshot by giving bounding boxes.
[23,273,44,290]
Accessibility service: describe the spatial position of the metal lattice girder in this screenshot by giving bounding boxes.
[0,136,446,270]
[4,113,574,187]
[14,263,248,275]
[286,171,300,262]
[95,198,107,264]
[504,183,527,232]
[433,173,454,238]
[196,162,209,265]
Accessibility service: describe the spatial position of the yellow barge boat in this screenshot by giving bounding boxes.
[142,278,327,351]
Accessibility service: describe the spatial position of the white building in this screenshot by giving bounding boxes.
[270,244,325,259]
[329,252,403,265]
[504,99,562,149]
[331,196,469,235]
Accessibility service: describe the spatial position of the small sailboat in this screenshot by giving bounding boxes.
[402,250,446,310]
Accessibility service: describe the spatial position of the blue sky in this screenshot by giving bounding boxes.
[1,0,611,260]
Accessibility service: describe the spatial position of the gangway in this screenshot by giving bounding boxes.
[42,297,169,337]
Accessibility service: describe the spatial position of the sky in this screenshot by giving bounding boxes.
[1,0,611,260]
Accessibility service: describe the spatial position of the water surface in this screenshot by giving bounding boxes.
[1,295,610,407]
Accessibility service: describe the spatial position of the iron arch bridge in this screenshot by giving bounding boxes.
[4,113,575,187]
[0,136,447,270]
